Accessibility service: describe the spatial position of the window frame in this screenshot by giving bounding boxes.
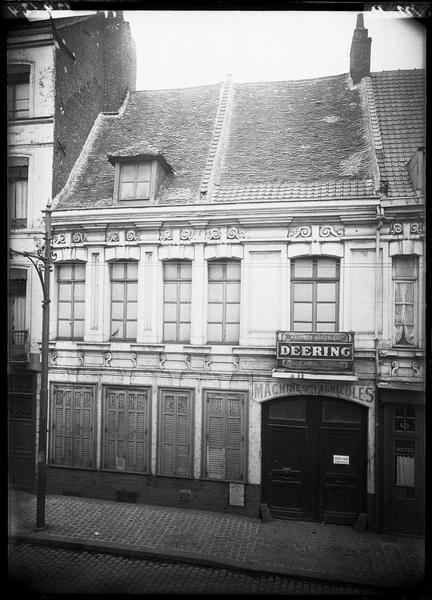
[102,386,152,474]
[7,64,31,120]
[49,383,96,469]
[202,389,248,483]
[8,157,29,229]
[207,259,241,344]
[163,260,192,343]
[290,256,340,332]
[113,160,157,203]
[109,260,138,341]
[56,262,86,340]
[392,255,418,347]
[157,387,194,478]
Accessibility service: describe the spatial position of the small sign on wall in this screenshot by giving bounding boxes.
[229,483,245,507]
[116,457,126,471]
[333,455,350,465]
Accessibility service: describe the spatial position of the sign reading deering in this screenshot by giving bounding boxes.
[276,331,354,373]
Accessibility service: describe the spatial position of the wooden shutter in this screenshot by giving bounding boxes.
[104,387,149,472]
[205,391,246,481]
[51,384,95,468]
[159,389,192,477]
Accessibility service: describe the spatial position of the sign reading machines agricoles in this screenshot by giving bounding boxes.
[276,331,354,373]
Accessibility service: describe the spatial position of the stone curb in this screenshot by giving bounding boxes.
[8,532,396,590]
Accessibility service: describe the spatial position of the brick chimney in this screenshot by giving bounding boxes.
[350,13,371,84]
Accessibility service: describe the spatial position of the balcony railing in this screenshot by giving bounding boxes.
[8,329,29,362]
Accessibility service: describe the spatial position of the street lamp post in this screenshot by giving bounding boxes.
[10,200,53,530]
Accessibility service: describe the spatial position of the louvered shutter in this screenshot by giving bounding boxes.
[159,390,192,477]
[53,388,65,464]
[225,395,243,481]
[207,393,225,480]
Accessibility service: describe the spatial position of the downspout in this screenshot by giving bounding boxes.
[374,203,384,377]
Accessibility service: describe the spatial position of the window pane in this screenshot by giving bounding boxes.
[164,303,177,321]
[179,323,190,341]
[226,282,240,302]
[395,282,414,303]
[111,282,124,301]
[74,320,84,338]
[179,303,191,322]
[58,283,71,301]
[58,302,71,319]
[164,262,178,280]
[73,283,85,301]
[58,321,71,337]
[209,262,224,280]
[111,321,124,338]
[293,258,313,278]
[58,265,72,280]
[317,258,337,278]
[293,303,312,321]
[119,182,134,199]
[393,256,416,278]
[74,264,86,280]
[127,282,138,301]
[179,282,191,302]
[269,399,306,420]
[226,261,241,279]
[136,163,151,181]
[208,323,222,342]
[164,282,177,302]
[136,181,150,198]
[208,303,223,322]
[126,321,137,339]
[164,323,177,341]
[317,282,336,302]
[74,302,85,320]
[225,323,239,342]
[208,282,223,302]
[226,303,240,322]
[111,263,125,279]
[127,262,138,279]
[111,302,124,320]
[293,282,313,301]
[322,400,361,423]
[127,301,137,320]
[120,164,135,182]
[180,262,192,279]
[293,322,313,331]
[316,322,336,332]
[316,303,336,321]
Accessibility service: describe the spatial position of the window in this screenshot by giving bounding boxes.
[163,261,191,342]
[393,255,418,346]
[8,157,28,229]
[8,271,27,359]
[207,260,241,343]
[291,256,339,332]
[203,390,247,482]
[110,261,138,340]
[119,163,151,200]
[158,389,193,477]
[8,64,30,119]
[50,384,95,468]
[103,387,151,473]
[57,263,85,339]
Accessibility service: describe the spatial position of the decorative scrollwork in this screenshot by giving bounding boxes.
[104,352,112,367]
[410,222,423,235]
[232,355,240,373]
[106,231,120,243]
[227,227,245,240]
[72,231,87,244]
[180,228,194,241]
[130,352,137,368]
[412,361,421,377]
[319,225,343,238]
[159,353,166,369]
[391,360,399,376]
[204,355,212,372]
[78,351,85,366]
[184,354,191,370]
[53,234,66,245]
[160,229,173,242]
[206,228,221,240]
[49,350,57,366]
[288,225,311,239]
[390,223,403,235]
[126,230,139,242]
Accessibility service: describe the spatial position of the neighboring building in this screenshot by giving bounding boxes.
[7,10,136,492]
[44,14,424,535]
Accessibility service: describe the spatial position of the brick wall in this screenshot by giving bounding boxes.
[46,467,261,518]
[52,12,136,197]
[349,15,371,84]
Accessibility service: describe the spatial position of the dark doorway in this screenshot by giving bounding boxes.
[262,395,367,525]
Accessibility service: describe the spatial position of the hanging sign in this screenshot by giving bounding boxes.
[276,331,354,373]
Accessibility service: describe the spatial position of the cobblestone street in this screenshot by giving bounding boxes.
[9,541,380,595]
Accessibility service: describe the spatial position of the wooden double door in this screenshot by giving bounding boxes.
[262,395,367,525]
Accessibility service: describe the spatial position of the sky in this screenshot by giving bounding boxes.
[27,9,426,91]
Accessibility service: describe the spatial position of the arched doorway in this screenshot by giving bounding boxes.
[262,395,367,525]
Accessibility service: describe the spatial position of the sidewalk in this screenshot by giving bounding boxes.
[8,490,425,590]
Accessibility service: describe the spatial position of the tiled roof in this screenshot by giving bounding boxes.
[369,70,425,197]
[214,179,376,203]
[218,75,372,187]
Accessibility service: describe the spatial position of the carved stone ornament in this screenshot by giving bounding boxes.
[130,352,137,368]
[159,353,166,369]
[180,228,194,241]
[232,355,240,372]
[206,228,221,241]
[319,225,343,238]
[49,350,57,366]
[227,227,246,240]
[160,229,173,242]
[184,354,191,370]
[106,231,120,243]
[71,231,87,244]
[390,223,403,235]
[78,351,85,366]
[410,222,423,235]
[53,234,66,245]
[204,354,212,372]
[104,352,112,367]
[391,360,399,376]
[288,225,312,240]
[126,230,139,242]
[412,361,421,377]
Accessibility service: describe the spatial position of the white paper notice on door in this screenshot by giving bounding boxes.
[333,455,349,465]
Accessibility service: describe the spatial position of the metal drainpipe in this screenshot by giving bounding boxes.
[374,204,384,377]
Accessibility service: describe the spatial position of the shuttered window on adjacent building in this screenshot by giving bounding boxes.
[103,387,151,473]
[203,390,247,482]
[50,384,96,468]
[158,389,193,477]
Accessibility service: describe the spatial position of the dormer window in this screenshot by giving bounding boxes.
[108,144,173,204]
